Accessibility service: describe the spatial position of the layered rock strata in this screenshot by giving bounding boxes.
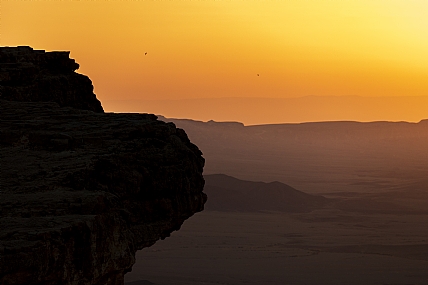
[0,46,103,112]
[0,47,206,285]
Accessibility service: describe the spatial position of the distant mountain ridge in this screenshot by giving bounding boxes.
[160,116,428,195]
[103,96,428,125]
[204,174,327,212]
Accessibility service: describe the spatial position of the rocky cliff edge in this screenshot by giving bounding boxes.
[0,46,103,112]
[0,47,206,285]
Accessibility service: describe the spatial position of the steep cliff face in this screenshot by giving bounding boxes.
[0,46,103,112]
[0,47,206,285]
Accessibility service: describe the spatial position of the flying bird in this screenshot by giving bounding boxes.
[145,52,147,55]
[257,74,259,76]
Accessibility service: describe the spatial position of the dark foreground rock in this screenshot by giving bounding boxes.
[0,47,206,285]
[0,46,103,112]
[0,100,206,285]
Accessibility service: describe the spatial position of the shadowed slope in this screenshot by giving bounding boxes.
[204,174,327,212]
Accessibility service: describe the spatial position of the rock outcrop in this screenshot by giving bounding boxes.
[0,46,103,112]
[0,47,206,285]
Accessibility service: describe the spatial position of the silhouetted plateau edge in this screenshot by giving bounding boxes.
[0,46,103,112]
[0,47,206,285]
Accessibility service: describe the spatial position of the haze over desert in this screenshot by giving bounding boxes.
[2,1,428,284]
[124,118,428,285]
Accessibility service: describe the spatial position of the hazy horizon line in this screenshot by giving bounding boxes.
[157,115,428,127]
[103,95,428,102]
[102,95,428,126]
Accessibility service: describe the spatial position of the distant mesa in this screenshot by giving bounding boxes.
[204,174,328,212]
[203,174,425,215]
[206,119,244,127]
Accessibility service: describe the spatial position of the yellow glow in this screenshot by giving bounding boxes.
[2,0,428,123]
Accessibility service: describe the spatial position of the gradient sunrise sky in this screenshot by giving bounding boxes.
[2,0,428,124]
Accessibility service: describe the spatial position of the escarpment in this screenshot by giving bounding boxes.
[0,47,206,285]
[0,46,103,112]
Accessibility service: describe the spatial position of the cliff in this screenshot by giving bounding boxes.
[0,47,206,285]
[0,46,103,112]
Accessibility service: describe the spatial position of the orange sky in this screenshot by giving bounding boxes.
[2,0,428,124]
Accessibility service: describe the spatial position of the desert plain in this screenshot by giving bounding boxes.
[125,208,428,285]
[125,118,428,285]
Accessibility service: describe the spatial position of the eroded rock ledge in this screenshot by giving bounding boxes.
[0,46,103,112]
[0,47,206,285]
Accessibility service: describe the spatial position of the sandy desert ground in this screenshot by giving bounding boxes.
[125,209,428,285]
[125,119,428,285]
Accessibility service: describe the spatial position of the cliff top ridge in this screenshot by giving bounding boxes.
[0,46,206,285]
[0,46,103,112]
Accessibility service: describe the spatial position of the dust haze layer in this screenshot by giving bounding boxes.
[124,99,428,285]
[160,116,428,196]
[104,96,428,125]
[125,120,428,285]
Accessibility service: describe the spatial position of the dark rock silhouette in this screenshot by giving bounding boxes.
[0,46,103,112]
[0,47,206,285]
